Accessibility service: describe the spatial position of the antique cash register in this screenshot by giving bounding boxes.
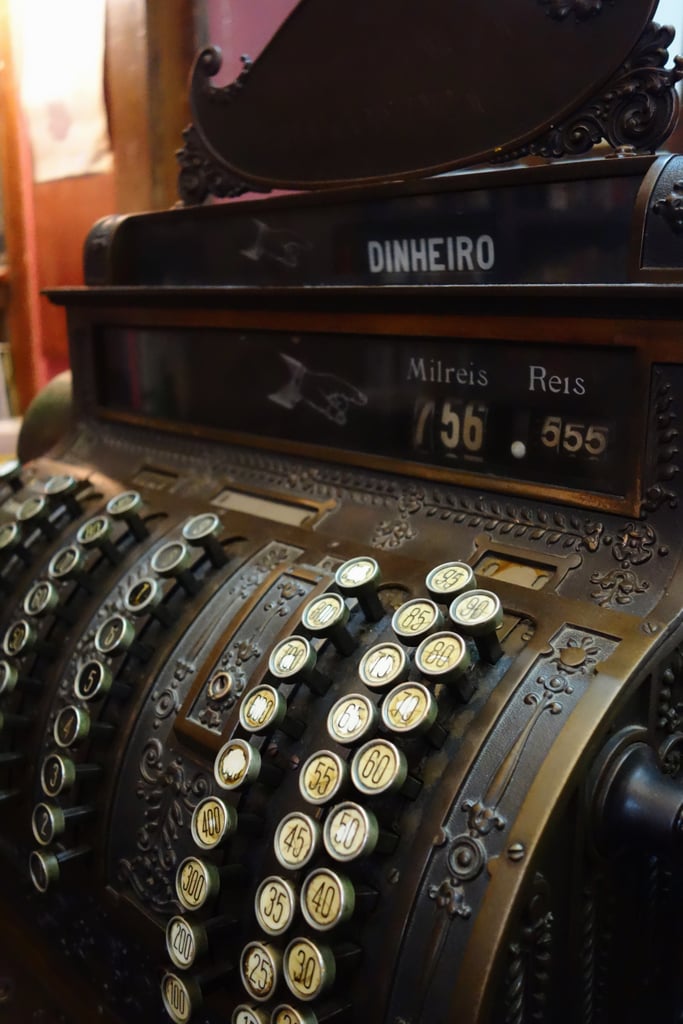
[4,3,683,1022]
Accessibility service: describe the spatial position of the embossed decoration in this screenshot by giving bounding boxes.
[654,646,683,744]
[612,521,656,566]
[372,489,604,553]
[180,1,665,196]
[459,629,617,867]
[641,374,680,514]
[539,0,608,20]
[590,567,649,607]
[502,873,554,1024]
[502,23,683,162]
[118,740,211,914]
[176,124,269,206]
[448,835,487,881]
[189,571,313,733]
[653,180,683,234]
[427,878,472,920]
[551,634,600,674]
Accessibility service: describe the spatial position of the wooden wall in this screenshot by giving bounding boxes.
[2,0,194,412]
[33,174,117,388]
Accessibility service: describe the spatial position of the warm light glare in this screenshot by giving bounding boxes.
[8,0,112,182]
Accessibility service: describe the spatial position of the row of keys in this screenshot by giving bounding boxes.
[158,555,494,1024]
[390,589,502,661]
[25,505,227,897]
[234,1006,320,1024]
[298,740,418,805]
[238,935,357,1004]
[163,931,348,1023]
[328,682,442,744]
[160,561,381,1019]
[253,867,369,937]
[273,802,396,871]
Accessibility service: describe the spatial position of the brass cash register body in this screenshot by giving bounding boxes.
[3,4,683,1023]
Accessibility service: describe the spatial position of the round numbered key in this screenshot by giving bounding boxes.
[182,512,227,566]
[327,693,378,745]
[300,592,355,656]
[77,514,112,547]
[254,875,298,936]
[161,971,201,1024]
[350,739,408,796]
[124,577,162,615]
[391,598,444,645]
[323,802,381,863]
[191,796,237,851]
[271,1005,318,1024]
[17,495,53,537]
[214,739,264,791]
[449,589,504,662]
[122,579,172,629]
[301,867,355,931]
[240,941,282,1003]
[3,619,36,657]
[283,937,336,1002]
[240,685,286,733]
[43,473,77,496]
[43,474,82,515]
[150,541,199,594]
[425,561,476,603]
[29,850,60,893]
[40,753,100,797]
[0,522,24,555]
[31,801,92,846]
[32,803,63,846]
[23,580,59,617]
[122,578,172,625]
[0,660,18,696]
[53,706,92,748]
[48,544,86,581]
[232,1006,270,1024]
[334,556,384,621]
[41,753,73,797]
[76,515,119,563]
[382,682,438,736]
[106,490,143,518]
[166,915,208,970]
[414,631,471,685]
[299,750,347,806]
[106,490,148,540]
[29,846,89,893]
[74,659,113,702]
[269,635,315,680]
[268,636,328,694]
[175,856,219,911]
[358,642,408,692]
[94,615,136,656]
[274,812,321,871]
[0,458,21,489]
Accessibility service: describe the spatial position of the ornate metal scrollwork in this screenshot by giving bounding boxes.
[503,22,683,161]
[176,124,269,206]
[641,372,680,514]
[502,873,554,1024]
[539,0,611,21]
[653,180,683,234]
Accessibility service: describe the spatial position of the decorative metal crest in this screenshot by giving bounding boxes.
[176,4,680,201]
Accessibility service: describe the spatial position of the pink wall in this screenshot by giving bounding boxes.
[205,0,300,84]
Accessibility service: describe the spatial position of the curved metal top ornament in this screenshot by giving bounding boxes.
[177,0,683,203]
